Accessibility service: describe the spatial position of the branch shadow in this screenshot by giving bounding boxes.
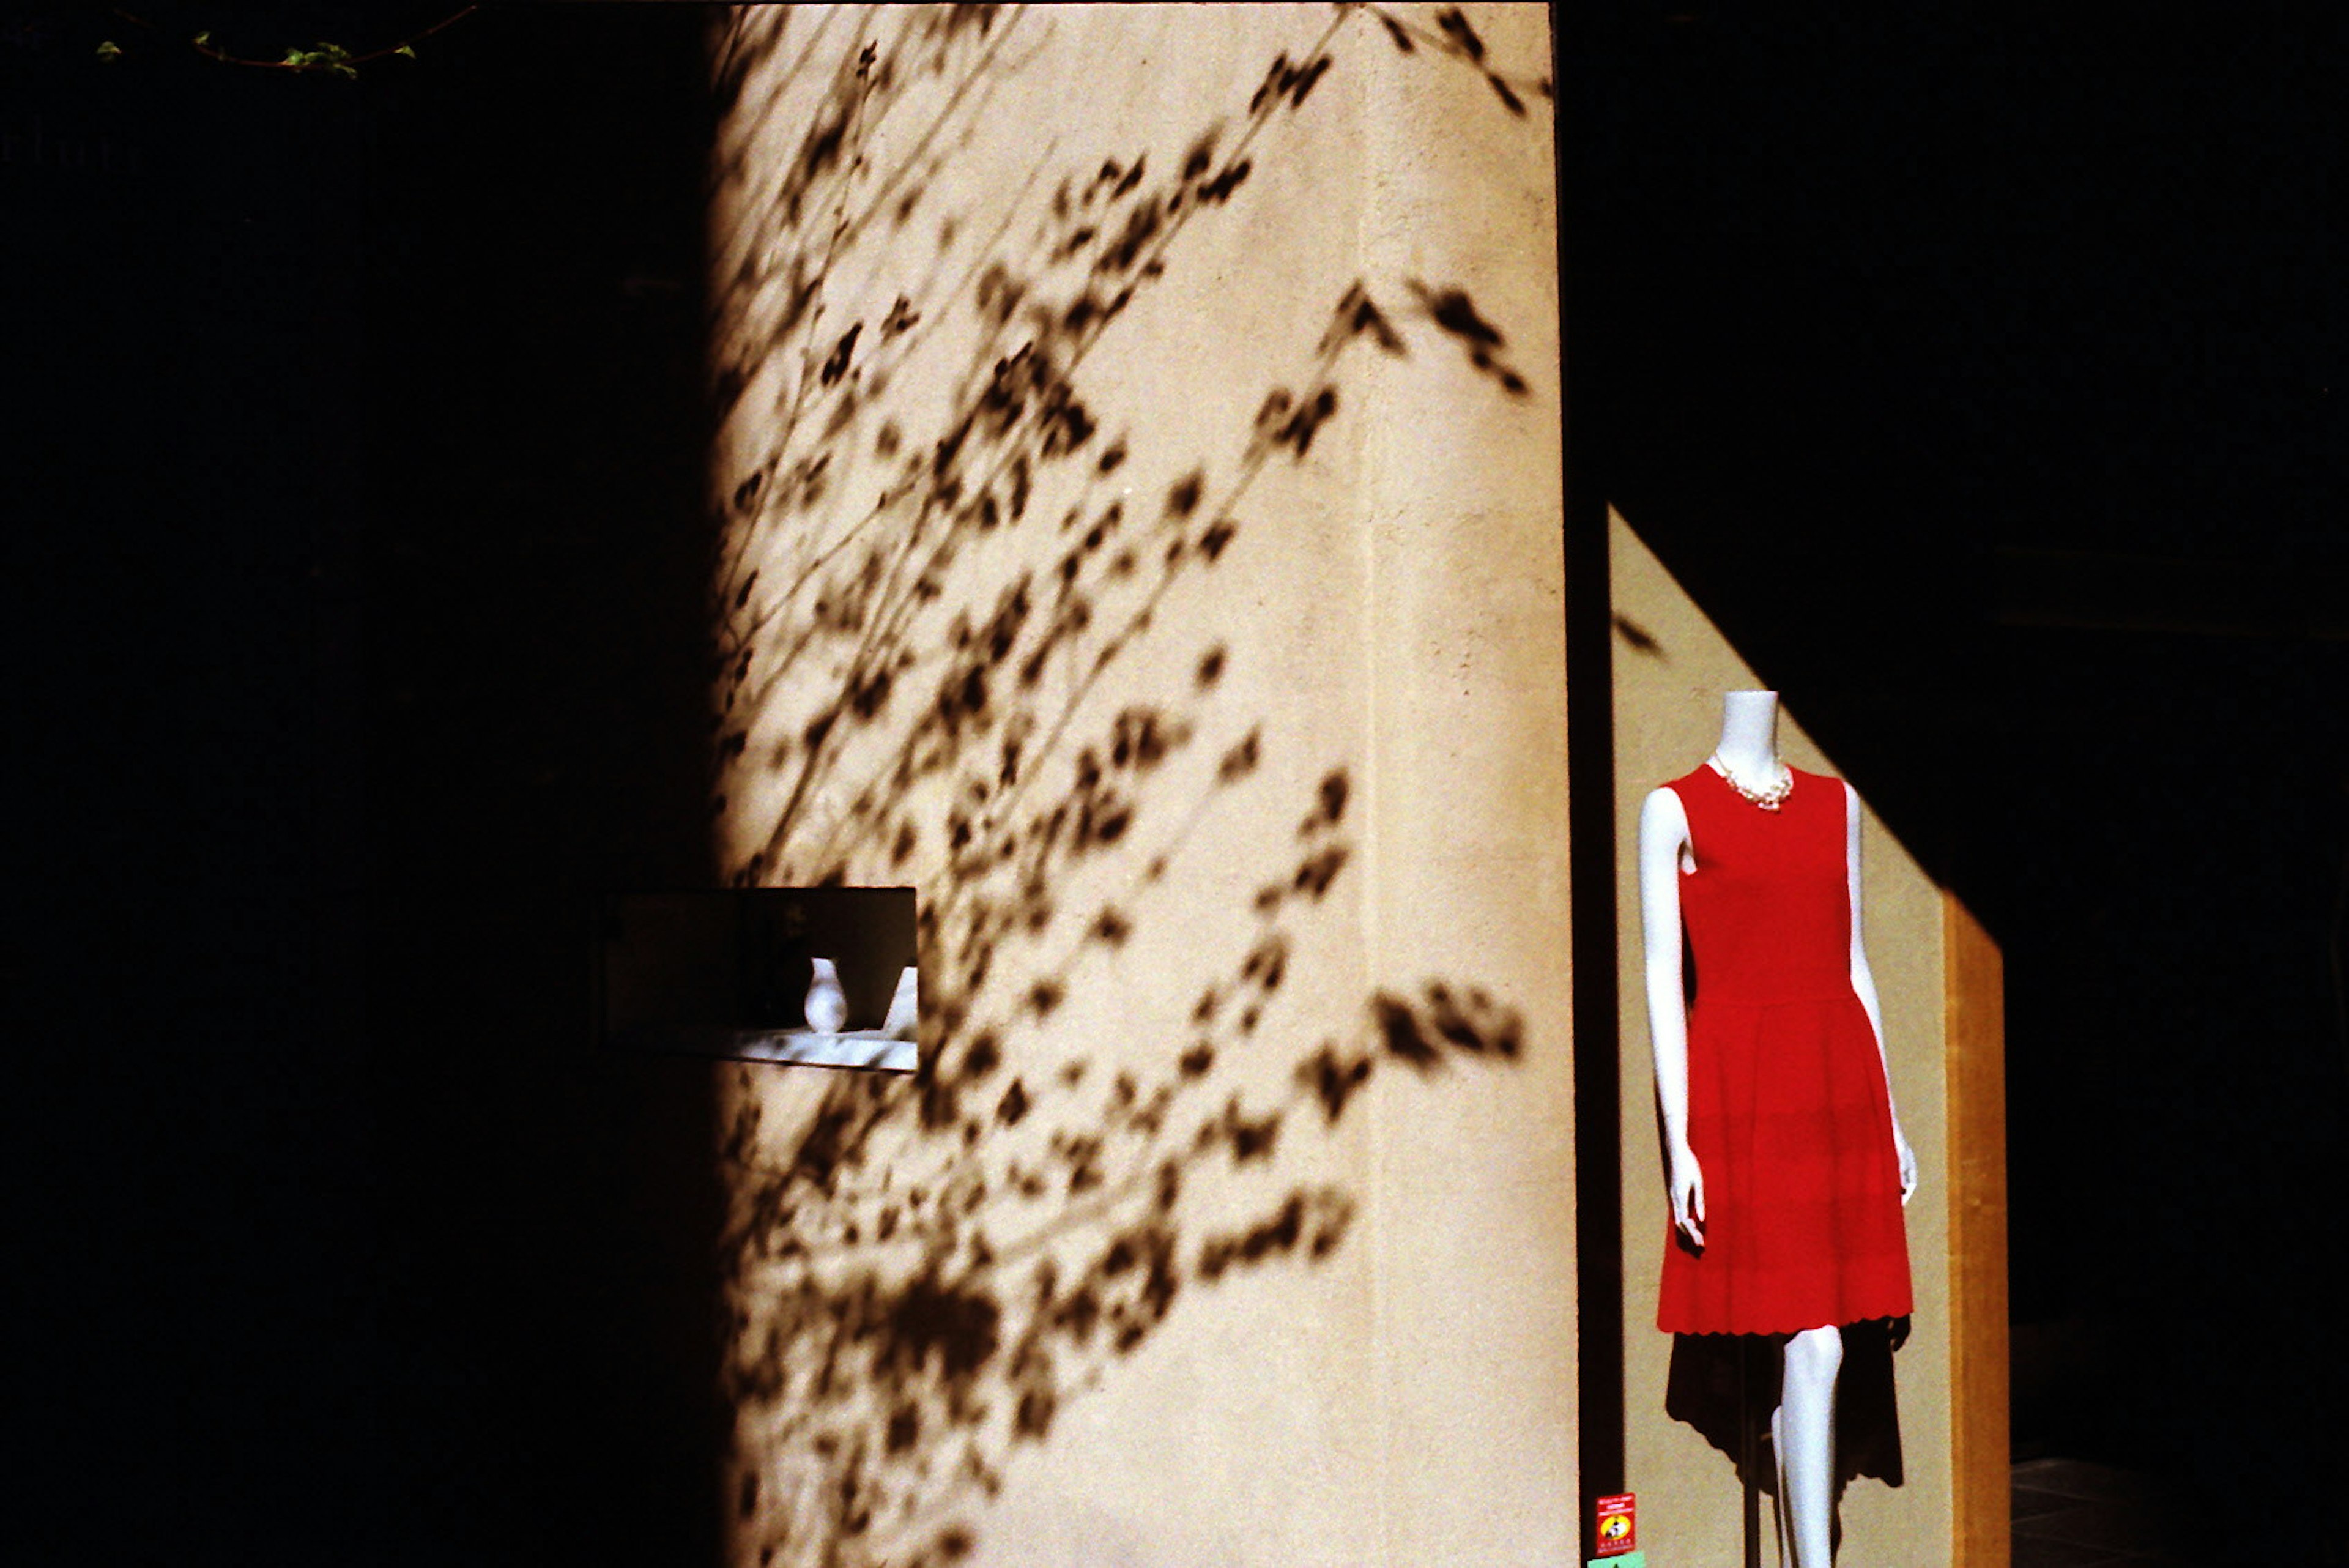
[702,8,1553,1563]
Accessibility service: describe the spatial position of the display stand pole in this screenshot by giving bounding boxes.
[1740,1339,1762,1568]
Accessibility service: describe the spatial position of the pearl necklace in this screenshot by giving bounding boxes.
[1709,753,1793,811]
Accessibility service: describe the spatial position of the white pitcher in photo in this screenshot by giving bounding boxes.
[802,956,848,1035]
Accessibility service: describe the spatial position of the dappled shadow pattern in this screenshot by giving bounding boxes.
[704,7,1553,1564]
[721,973,1523,1564]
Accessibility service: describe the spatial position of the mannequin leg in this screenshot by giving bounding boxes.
[1774,1325,1842,1567]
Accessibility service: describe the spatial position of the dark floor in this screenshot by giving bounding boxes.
[2013,1458,2192,1568]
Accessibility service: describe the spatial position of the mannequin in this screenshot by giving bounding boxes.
[1639,690,1916,1567]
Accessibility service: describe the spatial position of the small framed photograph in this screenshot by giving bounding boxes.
[595,887,920,1072]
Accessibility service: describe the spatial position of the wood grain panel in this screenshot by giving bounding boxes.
[1944,894,2009,1568]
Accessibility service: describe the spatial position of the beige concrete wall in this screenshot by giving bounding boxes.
[703,9,1567,1565]
[1610,509,1955,1562]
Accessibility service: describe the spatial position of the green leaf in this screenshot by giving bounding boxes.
[95,39,122,62]
[395,44,417,61]
[330,62,358,79]
[283,46,311,65]
[192,31,212,47]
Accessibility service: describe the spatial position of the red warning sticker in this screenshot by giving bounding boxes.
[1594,1492,1637,1557]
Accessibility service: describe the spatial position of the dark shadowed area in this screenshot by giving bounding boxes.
[9,4,724,1559]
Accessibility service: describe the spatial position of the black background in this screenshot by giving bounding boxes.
[9,5,722,1561]
[7,2,2342,1560]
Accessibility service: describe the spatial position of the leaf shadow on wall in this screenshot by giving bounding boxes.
[702,7,1553,1566]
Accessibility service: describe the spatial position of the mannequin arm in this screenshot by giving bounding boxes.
[1846,782,1918,1203]
[1639,787,1705,1246]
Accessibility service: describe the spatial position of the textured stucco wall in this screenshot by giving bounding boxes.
[1611,508,1955,1563]
[703,9,1567,1565]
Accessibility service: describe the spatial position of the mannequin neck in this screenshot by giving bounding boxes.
[1712,690,1783,782]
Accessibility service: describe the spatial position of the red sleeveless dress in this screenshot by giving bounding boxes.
[1655,763,1913,1336]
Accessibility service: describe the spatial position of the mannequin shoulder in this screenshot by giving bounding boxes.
[1838,778,1866,860]
[1639,784,1691,839]
[1789,766,1861,817]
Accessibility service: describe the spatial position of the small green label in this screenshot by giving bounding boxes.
[1587,1555,1646,1568]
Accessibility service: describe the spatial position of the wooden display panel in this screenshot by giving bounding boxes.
[1945,895,2010,1568]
